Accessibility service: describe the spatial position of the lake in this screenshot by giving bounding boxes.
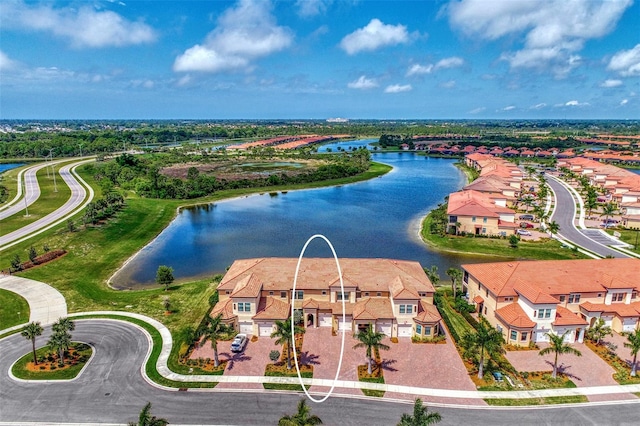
[111,142,495,288]
[0,163,25,174]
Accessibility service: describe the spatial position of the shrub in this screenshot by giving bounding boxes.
[269,350,280,362]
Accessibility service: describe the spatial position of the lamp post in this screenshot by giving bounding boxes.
[48,148,58,193]
[23,179,29,217]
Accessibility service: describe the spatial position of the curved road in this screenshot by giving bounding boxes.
[1,320,638,425]
[0,159,94,250]
[546,176,628,258]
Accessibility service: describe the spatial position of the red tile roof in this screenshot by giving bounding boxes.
[231,273,263,298]
[513,281,559,304]
[553,306,588,326]
[353,298,394,320]
[253,297,290,320]
[414,300,442,324]
[210,299,236,321]
[495,303,536,328]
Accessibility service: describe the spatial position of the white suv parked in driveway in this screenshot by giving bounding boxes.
[230,334,248,353]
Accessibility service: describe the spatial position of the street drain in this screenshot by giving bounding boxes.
[105,393,111,396]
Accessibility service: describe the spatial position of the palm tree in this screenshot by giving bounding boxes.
[397,398,442,426]
[546,220,560,237]
[271,318,305,370]
[278,399,322,426]
[600,202,618,225]
[460,321,504,379]
[353,324,390,375]
[624,329,640,377]
[538,331,582,379]
[586,318,612,346]
[48,330,72,366]
[425,265,439,287]
[21,322,44,365]
[53,317,75,334]
[128,402,168,426]
[199,313,232,368]
[446,267,462,299]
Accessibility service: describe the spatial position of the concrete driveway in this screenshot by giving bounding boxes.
[504,342,638,402]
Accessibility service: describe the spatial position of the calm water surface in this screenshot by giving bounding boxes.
[0,163,25,174]
[112,145,494,288]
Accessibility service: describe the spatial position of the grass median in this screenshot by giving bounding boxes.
[0,289,30,330]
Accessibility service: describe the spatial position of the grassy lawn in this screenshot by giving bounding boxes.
[1,162,75,235]
[421,213,590,260]
[0,289,29,329]
[263,365,313,391]
[606,228,640,255]
[11,342,92,380]
[484,395,588,406]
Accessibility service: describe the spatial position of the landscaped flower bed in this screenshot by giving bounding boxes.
[11,342,91,380]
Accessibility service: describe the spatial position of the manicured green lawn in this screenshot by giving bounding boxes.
[421,214,590,260]
[606,228,640,255]
[11,342,92,380]
[484,395,588,406]
[0,289,29,330]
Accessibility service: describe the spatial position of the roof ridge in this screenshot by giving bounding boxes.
[221,258,265,285]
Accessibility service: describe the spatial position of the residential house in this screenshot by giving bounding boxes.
[447,189,517,236]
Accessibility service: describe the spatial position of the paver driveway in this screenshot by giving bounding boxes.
[505,342,638,402]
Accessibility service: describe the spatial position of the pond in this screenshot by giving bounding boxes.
[111,143,496,288]
[0,163,25,174]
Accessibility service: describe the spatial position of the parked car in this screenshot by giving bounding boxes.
[230,334,248,353]
[600,223,616,229]
[516,229,532,236]
[520,222,534,229]
[519,214,534,221]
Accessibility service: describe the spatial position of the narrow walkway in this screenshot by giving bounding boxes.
[0,275,67,328]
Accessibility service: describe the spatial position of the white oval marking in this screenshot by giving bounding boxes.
[291,234,346,403]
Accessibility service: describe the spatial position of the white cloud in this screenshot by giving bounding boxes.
[557,100,590,107]
[439,80,456,89]
[502,105,516,111]
[174,0,293,73]
[469,107,486,114]
[530,103,547,110]
[607,44,640,77]
[434,57,464,70]
[620,99,628,106]
[130,79,155,89]
[1,0,156,48]
[296,0,332,17]
[601,79,623,88]
[347,75,378,90]
[447,0,632,76]
[384,84,412,93]
[340,19,410,55]
[0,50,20,71]
[406,63,433,76]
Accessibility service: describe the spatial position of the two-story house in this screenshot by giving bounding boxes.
[212,258,442,339]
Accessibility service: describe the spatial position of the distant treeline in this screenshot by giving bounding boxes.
[379,134,585,150]
[88,150,371,200]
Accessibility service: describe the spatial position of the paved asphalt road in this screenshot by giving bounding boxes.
[1,320,639,426]
[546,176,628,258]
[0,162,58,220]
[0,160,93,250]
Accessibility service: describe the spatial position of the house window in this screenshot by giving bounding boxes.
[377,292,382,297]
[510,330,517,341]
[424,326,431,335]
[568,294,581,303]
[559,295,565,302]
[482,227,487,234]
[225,291,230,295]
[597,293,602,298]
[632,292,637,300]
[269,291,274,296]
[295,290,304,300]
[238,302,250,312]
[485,289,489,297]
[337,292,350,301]
[613,293,625,302]
[521,332,528,341]
[322,290,327,296]
[399,305,406,314]
[538,309,545,318]
[483,217,488,223]
[280,291,287,299]
[472,216,477,222]
[364,292,370,297]
[414,305,417,313]
[419,292,426,297]
[545,309,551,318]
[463,271,469,284]
[533,310,537,318]
[484,306,487,315]
[504,297,513,302]
[416,324,422,335]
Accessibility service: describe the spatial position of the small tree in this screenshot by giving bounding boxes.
[199,313,232,368]
[128,402,168,426]
[28,246,38,263]
[269,350,281,362]
[11,254,22,271]
[547,220,560,237]
[460,321,505,379]
[271,319,305,370]
[156,265,174,291]
[624,328,640,377]
[446,267,462,299]
[278,399,322,426]
[398,398,442,426]
[162,296,171,314]
[353,324,390,375]
[67,218,77,232]
[425,265,439,287]
[509,234,519,248]
[539,331,582,379]
[586,318,612,346]
[43,243,50,253]
[21,322,44,365]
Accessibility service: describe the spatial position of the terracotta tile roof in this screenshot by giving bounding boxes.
[230,273,263,298]
[513,280,559,304]
[462,259,640,299]
[353,297,394,320]
[598,272,636,289]
[473,295,484,304]
[447,190,513,217]
[330,302,354,316]
[580,301,640,318]
[252,297,290,320]
[495,303,536,328]
[389,276,420,300]
[210,298,236,321]
[553,306,588,326]
[220,258,434,294]
[414,300,442,324]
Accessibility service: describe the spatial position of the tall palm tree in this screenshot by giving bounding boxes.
[425,265,439,287]
[446,267,462,299]
[460,321,504,379]
[353,324,390,375]
[53,317,75,334]
[48,330,72,366]
[278,399,322,426]
[397,398,442,426]
[21,321,44,365]
[586,318,612,346]
[199,313,232,368]
[538,331,582,379]
[624,329,640,377]
[546,220,560,237]
[271,318,305,370]
[128,402,169,426]
[600,202,618,225]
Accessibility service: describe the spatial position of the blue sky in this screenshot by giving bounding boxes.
[1,0,639,119]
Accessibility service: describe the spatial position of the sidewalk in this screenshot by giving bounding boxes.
[0,275,67,329]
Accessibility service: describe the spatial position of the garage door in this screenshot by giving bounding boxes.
[398,325,412,337]
[536,331,548,342]
[338,316,352,331]
[259,323,273,337]
[239,322,253,334]
[319,313,332,327]
[376,322,392,337]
